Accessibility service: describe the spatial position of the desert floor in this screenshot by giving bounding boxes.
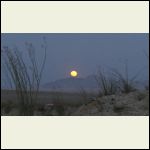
[1,89,149,116]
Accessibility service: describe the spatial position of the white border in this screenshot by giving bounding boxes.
[1,1,149,33]
[1,116,149,149]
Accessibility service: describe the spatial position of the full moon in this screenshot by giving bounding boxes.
[70,70,78,77]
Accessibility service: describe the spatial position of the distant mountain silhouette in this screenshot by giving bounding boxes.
[41,75,148,92]
[42,75,99,92]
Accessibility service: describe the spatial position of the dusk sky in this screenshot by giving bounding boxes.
[1,33,149,85]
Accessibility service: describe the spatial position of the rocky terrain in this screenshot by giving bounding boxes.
[35,90,149,116]
[70,90,149,116]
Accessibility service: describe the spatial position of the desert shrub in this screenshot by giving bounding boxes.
[112,63,138,94]
[95,68,118,96]
[1,38,47,115]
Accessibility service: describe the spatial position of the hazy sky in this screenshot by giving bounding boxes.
[1,33,149,85]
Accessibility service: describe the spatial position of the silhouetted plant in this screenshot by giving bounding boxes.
[95,68,117,96]
[112,63,138,94]
[1,38,47,115]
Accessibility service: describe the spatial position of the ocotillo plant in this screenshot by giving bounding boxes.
[1,39,47,115]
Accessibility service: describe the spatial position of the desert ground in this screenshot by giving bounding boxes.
[1,89,149,116]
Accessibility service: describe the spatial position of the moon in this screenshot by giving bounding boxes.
[70,70,78,77]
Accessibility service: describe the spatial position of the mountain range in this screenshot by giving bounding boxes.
[42,75,148,93]
[42,75,99,93]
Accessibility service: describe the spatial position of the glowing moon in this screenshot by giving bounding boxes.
[70,70,78,77]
